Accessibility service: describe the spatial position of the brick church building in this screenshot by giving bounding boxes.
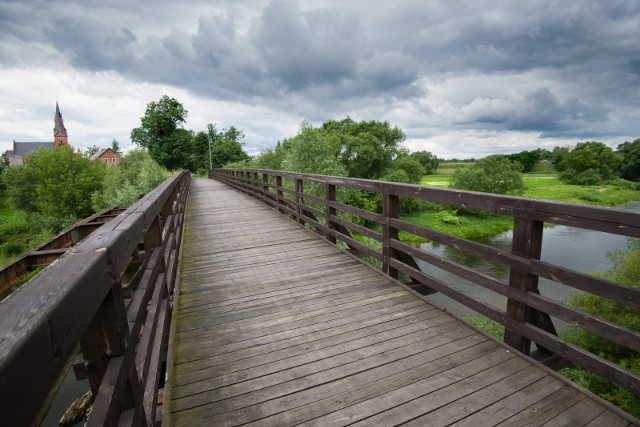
[2,103,69,165]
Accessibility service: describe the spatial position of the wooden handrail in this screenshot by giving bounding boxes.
[0,171,190,426]
[210,168,640,399]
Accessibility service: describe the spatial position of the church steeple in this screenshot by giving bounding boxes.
[53,103,68,147]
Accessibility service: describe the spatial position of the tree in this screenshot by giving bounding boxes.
[86,145,101,157]
[383,155,425,184]
[321,117,405,179]
[111,139,122,155]
[2,146,105,221]
[410,151,440,175]
[507,149,546,173]
[92,149,168,210]
[559,141,621,185]
[282,121,346,176]
[551,146,571,171]
[253,141,287,170]
[450,156,525,195]
[131,95,192,170]
[617,138,640,182]
[208,125,250,168]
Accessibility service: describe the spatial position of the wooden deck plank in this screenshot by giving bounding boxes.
[167,178,639,426]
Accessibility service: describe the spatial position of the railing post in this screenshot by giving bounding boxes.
[325,183,337,244]
[276,175,284,214]
[262,173,270,203]
[295,179,305,226]
[504,217,556,354]
[253,172,259,196]
[383,191,399,279]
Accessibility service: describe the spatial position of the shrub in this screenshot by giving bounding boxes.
[450,156,525,195]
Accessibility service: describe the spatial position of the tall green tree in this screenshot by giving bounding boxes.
[282,121,345,176]
[559,141,621,185]
[2,146,105,220]
[450,155,525,195]
[617,138,640,182]
[410,150,440,175]
[111,139,122,155]
[321,117,405,179]
[131,95,192,171]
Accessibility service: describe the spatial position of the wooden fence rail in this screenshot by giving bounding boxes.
[0,171,190,426]
[210,168,640,400]
[0,207,125,297]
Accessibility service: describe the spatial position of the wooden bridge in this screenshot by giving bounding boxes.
[1,170,639,426]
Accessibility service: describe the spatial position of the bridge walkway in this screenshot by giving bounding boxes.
[166,178,633,426]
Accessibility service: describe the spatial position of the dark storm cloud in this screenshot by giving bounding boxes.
[1,0,639,143]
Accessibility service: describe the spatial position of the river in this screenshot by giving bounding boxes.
[415,201,640,323]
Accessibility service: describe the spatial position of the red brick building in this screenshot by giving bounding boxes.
[90,148,119,166]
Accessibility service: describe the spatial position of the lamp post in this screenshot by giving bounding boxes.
[208,135,213,170]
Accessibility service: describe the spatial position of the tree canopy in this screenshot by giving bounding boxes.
[559,141,621,185]
[410,151,440,175]
[1,146,105,222]
[617,138,640,182]
[131,95,192,170]
[450,155,525,195]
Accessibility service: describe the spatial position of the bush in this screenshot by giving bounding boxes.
[450,156,525,195]
[559,141,621,185]
[92,149,168,210]
[560,239,640,416]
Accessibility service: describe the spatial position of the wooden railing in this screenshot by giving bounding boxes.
[0,207,125,297]
[0,171,190,426]
[211,168,640,400]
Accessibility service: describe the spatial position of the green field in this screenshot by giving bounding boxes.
[406,172,640,241]
[421,173,640,206]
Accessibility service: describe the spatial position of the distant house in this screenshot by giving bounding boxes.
[90,148,119,166]
[2,103,69,165]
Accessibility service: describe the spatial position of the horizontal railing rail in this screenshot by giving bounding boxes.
[0,207,126,297]
[0,171,190,426]
[210,168,640,399]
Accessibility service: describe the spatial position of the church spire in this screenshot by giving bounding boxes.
[53,102,68,147]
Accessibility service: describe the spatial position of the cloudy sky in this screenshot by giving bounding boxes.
[1,0,639,159]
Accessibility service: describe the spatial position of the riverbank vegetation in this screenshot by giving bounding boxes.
[0,148,169,266]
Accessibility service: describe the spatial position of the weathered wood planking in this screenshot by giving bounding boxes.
[167,178,637,426]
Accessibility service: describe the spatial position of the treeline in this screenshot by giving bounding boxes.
[130,96,250,174]
[0,147,167,240]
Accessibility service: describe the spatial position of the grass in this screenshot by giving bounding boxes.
[406,171,640,242]
[419,173,640,206]
[0,196,52,266]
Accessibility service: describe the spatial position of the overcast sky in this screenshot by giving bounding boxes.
[1,0,639,159]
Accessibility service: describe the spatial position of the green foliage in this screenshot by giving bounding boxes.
[0,196,54,265]
[111,139,122,155]
[551,146,571,171]
[384,155,424,184]
[2,146,105,220]
[91,149,168,210]
[282,122,346,176]
[1,164,37,212]
[410,150,440,175]
[560,239,640,417]
[464,314,505,340]
[252,142,288,170]
[450,155,525,195]
[321,117,405,179]
[507,149,548,173]
[131,95,193,171]
[192,124,250,171]
[559,141,621,185]
[617,138,640,182]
